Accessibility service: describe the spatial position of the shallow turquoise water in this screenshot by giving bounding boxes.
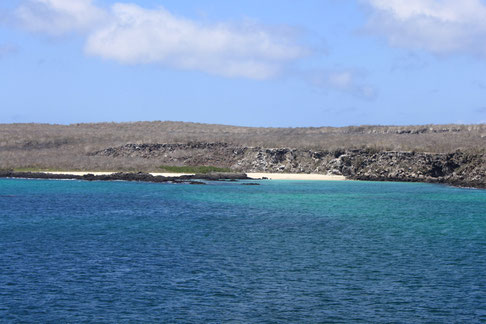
[0,179,485,322]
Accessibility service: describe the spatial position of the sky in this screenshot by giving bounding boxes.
[1,0,486,127]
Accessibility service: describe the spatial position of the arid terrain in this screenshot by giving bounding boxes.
[1,122,485,187]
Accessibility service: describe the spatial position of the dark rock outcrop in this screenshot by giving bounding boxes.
[345,150,486,188]
[91,143,486,189]
[0,171,250,184]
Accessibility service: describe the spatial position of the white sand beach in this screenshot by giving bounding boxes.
[246,173,346,181]
[42,171,346,181]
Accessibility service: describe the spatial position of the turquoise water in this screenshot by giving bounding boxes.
[0,178,485,323]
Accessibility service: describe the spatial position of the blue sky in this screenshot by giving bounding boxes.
[1,0,486,126]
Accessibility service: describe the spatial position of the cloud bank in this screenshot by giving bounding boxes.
[85,4,306,79]
[15,0,306,79]
[12,0,376,98]
[364,0,486,57]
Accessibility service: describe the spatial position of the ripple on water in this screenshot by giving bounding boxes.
[0,179,485,322]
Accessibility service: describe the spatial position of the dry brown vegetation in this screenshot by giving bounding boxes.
[1,121,485,171]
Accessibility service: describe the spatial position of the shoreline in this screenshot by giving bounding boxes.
[247,173,346,181]
[43,171,346,181]
[1,170,485,189]
[0,171,249,184]
[43,171,196,177]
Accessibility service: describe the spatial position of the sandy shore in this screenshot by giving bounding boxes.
[43,171,346,181]
[247,173,346,181]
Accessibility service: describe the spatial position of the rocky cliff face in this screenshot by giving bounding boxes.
[91,143,486,188]
[336,150,486,188]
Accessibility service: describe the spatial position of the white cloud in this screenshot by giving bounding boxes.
[16,0,106,35]
[363,0,486,56]
[84,3,307,79]
[15,0,307,79]
[12,0,377,96]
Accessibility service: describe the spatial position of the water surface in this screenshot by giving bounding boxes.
[0,179,485,322]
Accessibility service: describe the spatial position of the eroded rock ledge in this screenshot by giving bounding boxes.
[91,143,486,189]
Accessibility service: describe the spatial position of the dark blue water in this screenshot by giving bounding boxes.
[0,179,485,323]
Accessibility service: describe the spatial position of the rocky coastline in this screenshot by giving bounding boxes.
[0,170,252,185]
[92,143,486,189]
[2,142,485,189]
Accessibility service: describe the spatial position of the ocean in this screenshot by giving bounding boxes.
[0,178,485,323]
